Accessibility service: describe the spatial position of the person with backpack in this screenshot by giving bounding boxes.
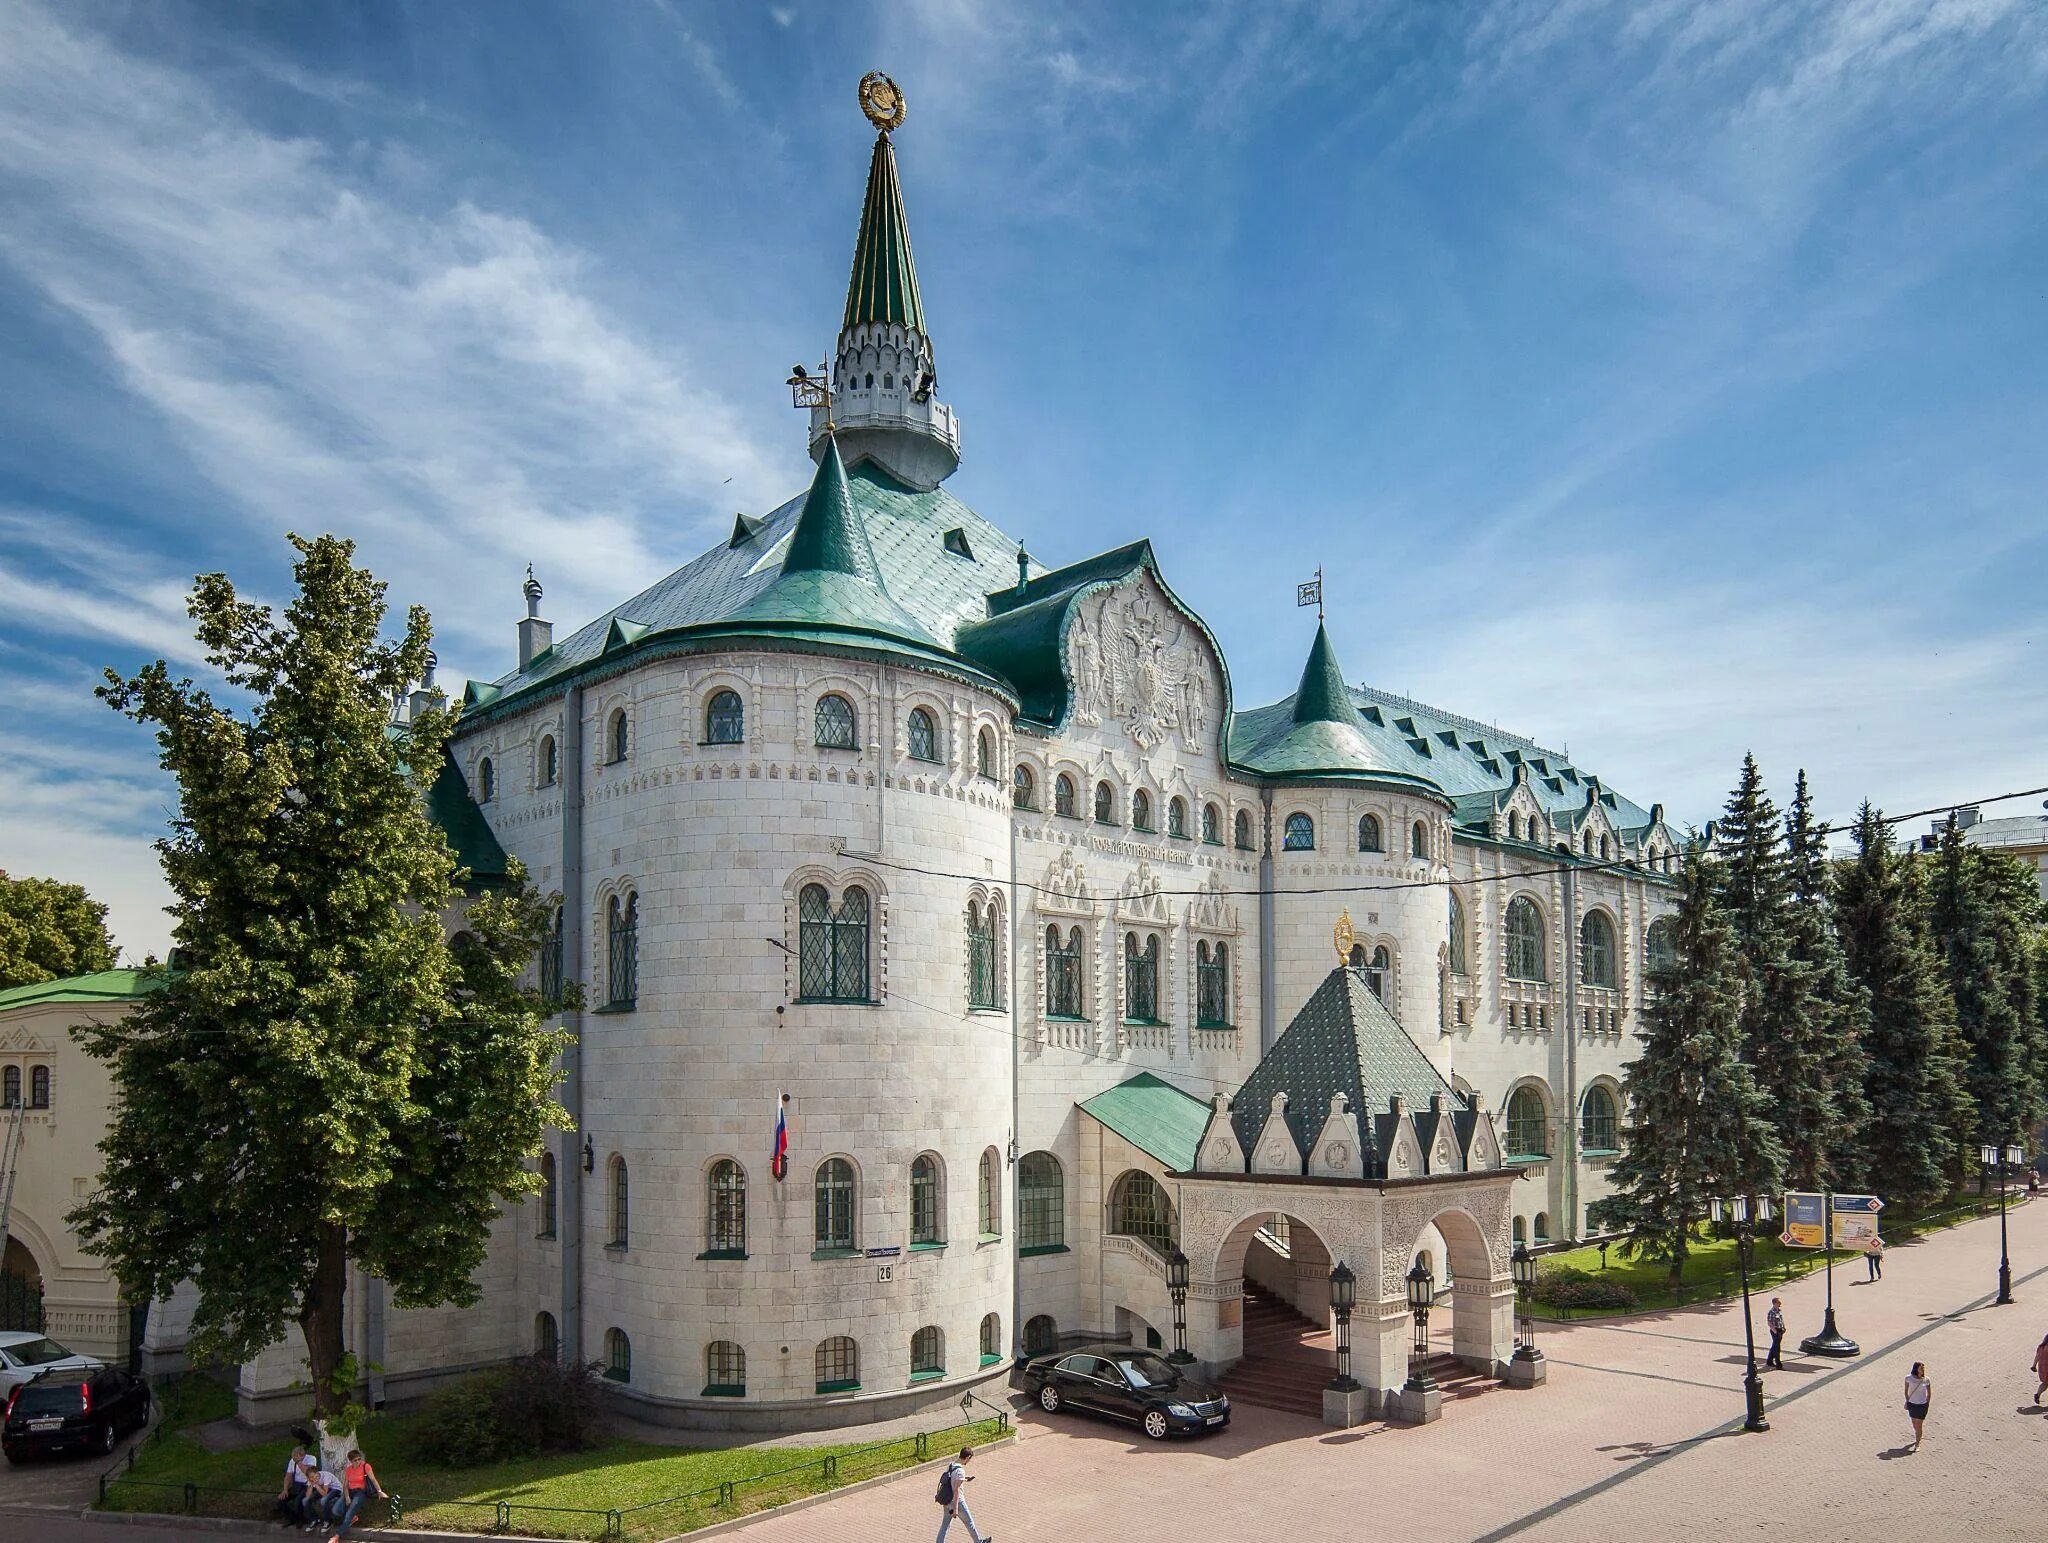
[1764,1298,1787,1370]
[331,1448,385,1539]
[934,1445,991,1543]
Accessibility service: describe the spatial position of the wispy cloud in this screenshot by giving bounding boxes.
[0,510,207,665]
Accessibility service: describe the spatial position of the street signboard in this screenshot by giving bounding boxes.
[1781,1192,1826,1249]
[1830,1194,1883,1252]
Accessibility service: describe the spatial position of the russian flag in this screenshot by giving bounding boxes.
[772,1093,789,1182]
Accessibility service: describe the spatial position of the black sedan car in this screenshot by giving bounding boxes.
[3,1365,151,1462]
[1022,1345,1229,1440]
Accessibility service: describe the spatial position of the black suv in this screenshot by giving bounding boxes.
[2,1366,151,1462]
[1022,1344,1229,1440]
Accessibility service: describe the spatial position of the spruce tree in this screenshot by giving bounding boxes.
[1605,848,1783,1284]
[1837,804,1969,1208]
[1781,771,1872,1187]
[73,534,571,1429]
[1713,754,1794,1179]
[1926,816,2031,1147]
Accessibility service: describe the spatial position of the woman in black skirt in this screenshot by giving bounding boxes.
[1903,1361,1931,1450]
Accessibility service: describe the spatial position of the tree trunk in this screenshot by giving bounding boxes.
[298,1221,349,1467]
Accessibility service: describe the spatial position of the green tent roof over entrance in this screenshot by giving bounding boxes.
[1079,1072,1210,1174]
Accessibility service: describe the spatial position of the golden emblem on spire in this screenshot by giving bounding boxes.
[858,71,907,132]
[1333,908,1358,966]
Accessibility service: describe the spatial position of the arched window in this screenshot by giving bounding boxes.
[978,1147,1001,1238]
[705,689,744,745]
[1131,790,1153,831]
[816,693,858,749]
[1201,803,1220,844]
[28,1065,49,1110]
[1108,1170,1175,1257]
[1580,911,1617,988]
[1645,917,1677,980]
[1196,941,1230,1027]
[910,1325,944,1380]
[864,371,874,388]
[606,708,629,764]
[798,883,870,1002]
[540,905,565,1005]
[907,706,939,762]
[1054,774,1077,818]
[606,891,638,1007]
[811,1327,860,1393]
[1367,945,1390,1000]
[1123,933,1160,1022]
[1348,942,1367,970]
[1581,1086,1619,1152]
[1505,1087,1548,1158]
[604,1328,631,1383]
[1600,834,1612,860]
[883,372,894,389]
[708,1159,747,1255]
[705,1340,746,1396]
[815,1157,856,1251]
[1013,764,1036,809]
[1025,1315,1059,1356]
[1535,1211,1551,1243]
[607,1154,629,1248]
[1507,811,1521,841]
[1046,925,1083,1018]
[1234,809,1254,850]
[537,1150,557,1239]
[1019,1152,1064,1250]
[478,757,495,803]
[1283,812,1315,850]
[1506,897,1546,981]
[979,1313,1003,1366]
[1448,891,1468,976]
[1358,813,1382,852]
[539,734,558,788]
[1094,781,1116,824]
[966,899,1001,1010]
[0,1066,15,1107]
[1168,796,1188,838]
[910,1153,943,1245]
[535,1312,559,1363]
[976,726,996,779]
[1412,820,1429,859]
[1513,1216,1527,1245]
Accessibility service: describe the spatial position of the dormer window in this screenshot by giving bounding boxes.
[942,528,974,559]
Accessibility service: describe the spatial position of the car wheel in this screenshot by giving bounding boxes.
[98,1420,118,1455]
[1143,1409,1170,1441]
[1038,1383,1061,1413]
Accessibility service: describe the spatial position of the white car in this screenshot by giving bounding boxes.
[0,1332,101,1395]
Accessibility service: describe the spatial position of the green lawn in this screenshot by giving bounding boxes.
[1534,1191,2024,1320]
[102,1395,1008,1540]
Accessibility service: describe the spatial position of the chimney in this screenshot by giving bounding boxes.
[1015,548,1030,597]
[409,649,445,722]
[518,566,552,670]
[1956,805,1981,830]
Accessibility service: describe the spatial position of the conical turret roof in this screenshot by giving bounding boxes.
[723,437,941,649]
[842,132,926,333]
[1292,622,1366,730]
[1228,624,1442,790]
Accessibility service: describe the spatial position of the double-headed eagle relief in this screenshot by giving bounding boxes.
[1066,589,1213,753]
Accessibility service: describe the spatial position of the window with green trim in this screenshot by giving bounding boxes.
[798,883,870,1002]
[707,1158,746,1254]
[706,689,744,745]
[536,1150,557,1239]
[979,1313,1003,1366]
[538,734,558,788]
[606,892,638,1008]
[815,693,858,750]
[1019,1151,1064,1249]
[1131,789,1153,831]
[815,1335,858,1393]
[1283,812,1314,850]
[910,1325,944,1381]
[605,708,629,765]
[1094,780,1117,825]
[704,1340,745,1396]
[539,904,565,1007]
[1358,812,1383,852]
[1196,940,1230,1027]
[1055,774,1077,818]
[1123,932,1160,1022]
[1045,924,1084,1018]
[910,1153,943,1245]
[1581,910,1617,987]
[1168,796,1188,838]
[1580,1086,1618,1151]
[1108,1170,1175,1258]
[978,1147,1001,1237]
[607,1154,629,1248]
[478,756,495,803]
[1506,1086,1549,1158]
[1201,802,1221,844]
[976,727,997,780]
[967,900,1001,1010]
[1234,809,1255,850]
[1013,763,1036,809]
[907,706,939,762]
[1448,891,1468,977]
[604,1328,630,1384]
[1506,896,1546,982]
[814,1157,856,1251]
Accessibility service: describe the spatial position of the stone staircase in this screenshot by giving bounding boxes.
[1215,1284,1332,1420]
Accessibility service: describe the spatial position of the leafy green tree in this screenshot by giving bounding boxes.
[0,871,118,988]
[1837,804,1969,1207]
[72,534,570,1427]
[1927,819,2043,1147]
[1779,770,1871,1187]
[1605,848,1783,1284]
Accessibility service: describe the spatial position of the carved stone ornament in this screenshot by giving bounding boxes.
[1066,587,1211,752]
[1040,849,1095,916]
[1118,860,1171,925]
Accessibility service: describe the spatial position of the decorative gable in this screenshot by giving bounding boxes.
[1117,859,1172,926]
[1308,1092,1365,1179]
[1249,1093,1301,1175]
[1194,1095,1245,1174]
[1039,850,1096,918]
[1185,873,1240,935]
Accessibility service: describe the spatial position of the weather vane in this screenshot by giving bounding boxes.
[859,71,906,133]
[1297,566,1324,622]
[787,354,834,430]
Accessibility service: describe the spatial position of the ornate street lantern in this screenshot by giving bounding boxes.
[1512,1242,1540,1362]
[1404,1259,1436,1393]
[1167,1248,1194,1364]
[1326,1261,1359,1392]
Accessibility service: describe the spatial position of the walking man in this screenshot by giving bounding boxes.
[1764,1297,1787,1370]
[935,1445,991,1543]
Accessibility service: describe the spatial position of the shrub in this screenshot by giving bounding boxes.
[415,1357,609,1468]
[1530,1262,1592,1305]
[1544,1279,1640,1311]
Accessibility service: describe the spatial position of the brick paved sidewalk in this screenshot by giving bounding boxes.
[711,1198,2048,1543]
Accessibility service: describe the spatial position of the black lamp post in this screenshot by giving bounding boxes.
[1167,1248,1194,1364]
[1512,1243,1541,1362]
[1985,1144,2025,1306]
[1404,1260,1436,1393]
[1327,1261,1359,1392]
[1732,1197,1769,1432]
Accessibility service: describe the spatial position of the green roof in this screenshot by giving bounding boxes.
[954,542,1154,727]
[427,753,509,885]
[0,968,164,1013]
[1227,625,1445,793]
[1079,1072,1210,1174]
[1229,966,1461,1176]
[843,132,926,333]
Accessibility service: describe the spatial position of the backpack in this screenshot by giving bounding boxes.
[935,1466,957,1506]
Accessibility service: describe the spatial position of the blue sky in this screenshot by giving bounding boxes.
[1,0,2043,960]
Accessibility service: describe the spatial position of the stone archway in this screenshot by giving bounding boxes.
[1205,1208,1340,1418]
[1362,1194,1519,1411]
[2,1229,49,1333]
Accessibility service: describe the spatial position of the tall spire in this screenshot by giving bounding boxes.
[807,72,960,491]
[843,133,926,334]
[1292,622,1366,729]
